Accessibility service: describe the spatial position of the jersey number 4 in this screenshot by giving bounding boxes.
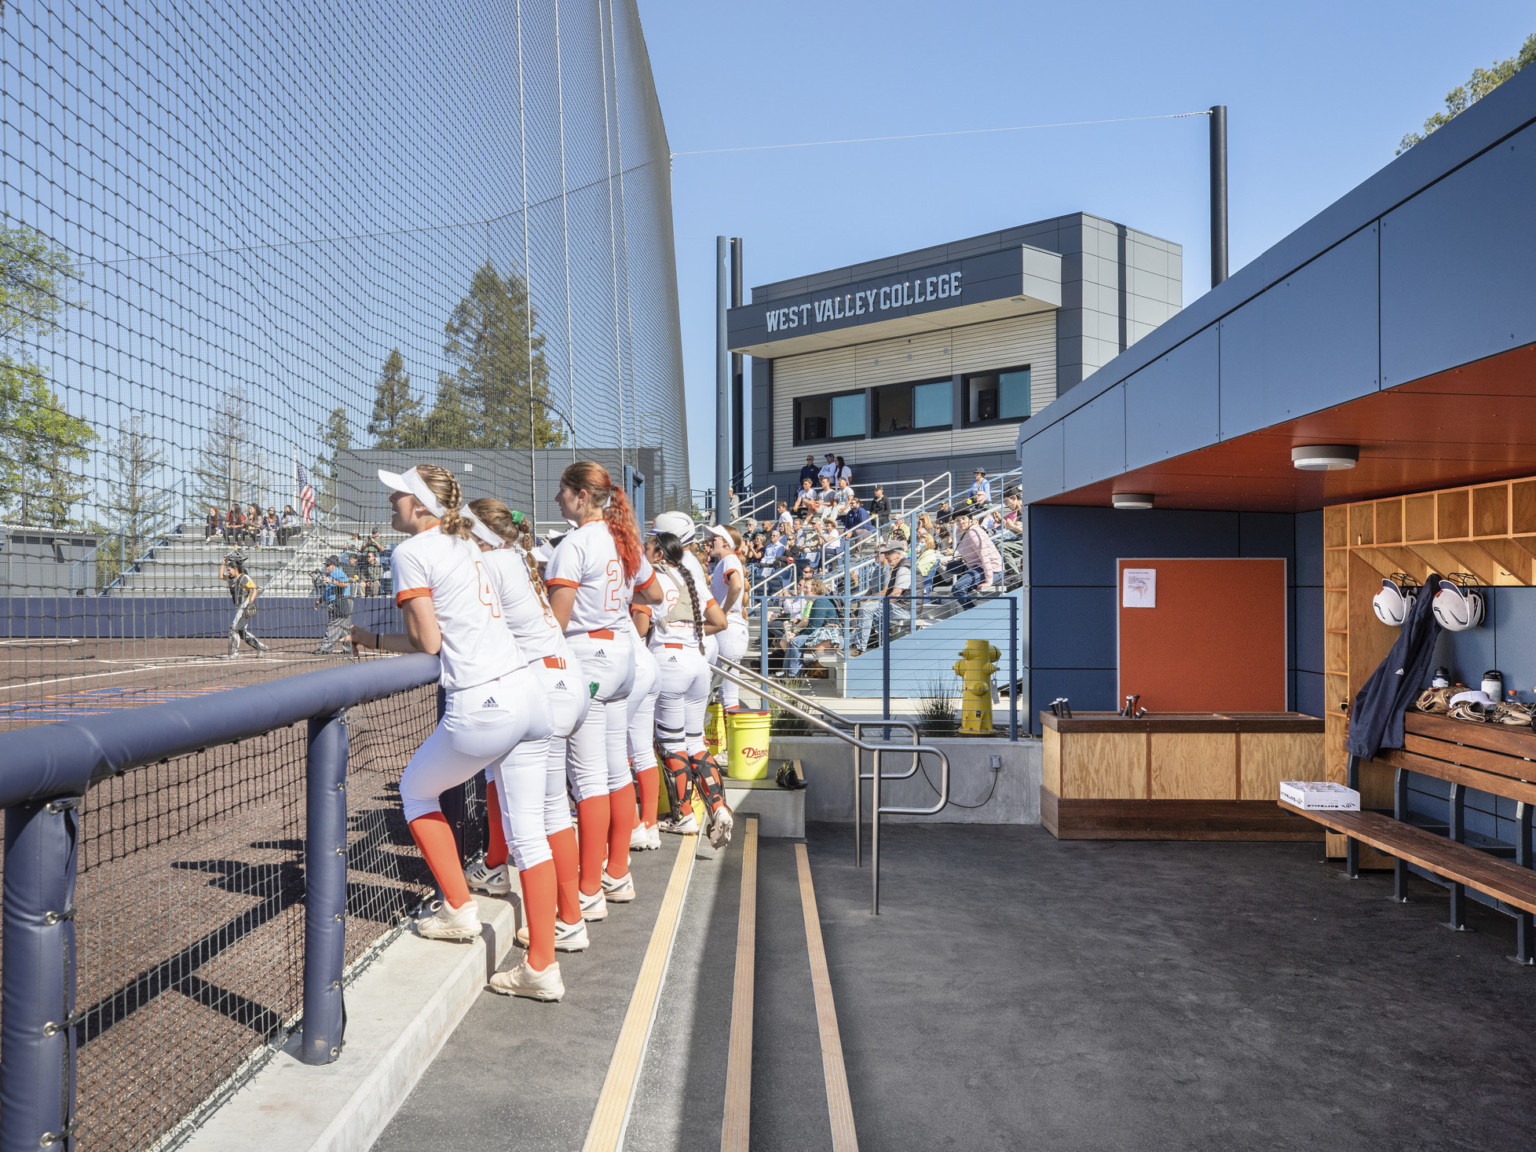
[475,561,503,618]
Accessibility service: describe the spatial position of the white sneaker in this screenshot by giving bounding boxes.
[516,917,590,953]
[415,899,481,942]
[464,859,512,896]
[579,889,608,922]
[629,822,657,851]
[488,959,564,1001]
[659,813,698,835]
[601,869,636,903]
[647,823,661,851]
[708,805,735,849]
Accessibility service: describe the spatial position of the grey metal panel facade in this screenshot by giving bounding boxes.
[1217,224,1380,437]
[1061,388,1126,492]
[1380,120,1536,388]
[1018,420,1065,502]
[1123,326,1220,471]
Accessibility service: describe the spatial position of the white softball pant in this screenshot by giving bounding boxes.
[564,629,635,802]
[654,641,711,757]
[400,667,546,828]
[714,618,749,708]
[627,641,659,773]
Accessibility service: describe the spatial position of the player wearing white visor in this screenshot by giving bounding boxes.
[350,466,557,997]
[545,463,661,919]
[707,523,750,711]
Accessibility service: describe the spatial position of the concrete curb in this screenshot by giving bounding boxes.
[182,894,519,1152]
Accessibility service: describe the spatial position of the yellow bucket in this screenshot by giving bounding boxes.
[726,710,772,780]
[655,756,705,821]
[704,702,727,760]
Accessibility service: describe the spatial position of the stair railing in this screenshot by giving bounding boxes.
[715,657,949,914]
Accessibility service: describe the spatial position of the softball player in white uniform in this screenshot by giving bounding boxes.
[646,531,734,846]
[708,524,750,710]
[545,463,660,920]
[626,604,662,852]
[350,466,559,1000]
[468,498,593,958]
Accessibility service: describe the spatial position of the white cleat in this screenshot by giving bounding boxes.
[647,823,661,851]
[630,822,658,851]
[516,917,590,953]
[488,959,564,1001]
[601,869,636,903]
[414,899,481,942]
[464,859,512,896]
[659,813,698,836]
[707,805,734,849]
[579,888,608,922]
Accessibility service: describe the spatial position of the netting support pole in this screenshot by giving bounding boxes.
[302,710,349,1065]
[1,795,80,1152]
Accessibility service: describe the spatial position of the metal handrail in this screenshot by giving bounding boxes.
[714,658,948,913]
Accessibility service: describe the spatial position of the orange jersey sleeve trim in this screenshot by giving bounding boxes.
[395,587,432,605]
[635,570,658,591]
[545,577,579,590]
[632,605,654,617]
[705,597,719,609]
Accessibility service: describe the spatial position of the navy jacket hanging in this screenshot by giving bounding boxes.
[1346,572,1443,760]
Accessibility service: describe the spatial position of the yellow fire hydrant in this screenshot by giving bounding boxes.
[954,640,1000,734]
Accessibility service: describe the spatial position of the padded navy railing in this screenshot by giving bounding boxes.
[0,653,441,1152]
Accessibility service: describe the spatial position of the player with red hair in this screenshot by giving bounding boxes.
[545,463,661,920]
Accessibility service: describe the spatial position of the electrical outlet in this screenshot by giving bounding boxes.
[989,754,1002,772]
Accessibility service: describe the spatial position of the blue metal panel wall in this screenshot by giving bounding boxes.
[1381,121,1536,387]
[1027,506,1305,720]
[1293,509,1326,718]
[1061,388,1126,491]
[1218,225,1381,437]
[1123,327,1221,471]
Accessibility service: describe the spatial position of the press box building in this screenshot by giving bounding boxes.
[726,212,1182,495]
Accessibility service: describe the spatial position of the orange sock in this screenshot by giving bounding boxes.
[663,753,692,817]
[548,827,581,924]
[409,812,472,910]
[575,796,609,896]
[519,859,558,970]
[484,778,508,869]
[607,782,635,879]
[636,766,659,829]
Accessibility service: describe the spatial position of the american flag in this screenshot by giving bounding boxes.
[297,460,316,522]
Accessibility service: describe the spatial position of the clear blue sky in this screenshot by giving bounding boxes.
[639,0,1533,492]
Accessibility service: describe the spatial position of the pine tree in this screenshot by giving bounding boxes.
[422,374,475,448]
[366,348,424,448]
[195,387,263,513]
[316,406,351,512]
[106,413,163,553]
[441,260,563,449]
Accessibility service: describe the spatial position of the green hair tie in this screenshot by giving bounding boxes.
[510,509,526,525]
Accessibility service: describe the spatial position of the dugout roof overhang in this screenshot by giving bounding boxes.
[1015,64,1536,513]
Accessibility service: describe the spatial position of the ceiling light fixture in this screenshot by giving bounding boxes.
[1291,444,1359,471]
[1112,492,1154,510]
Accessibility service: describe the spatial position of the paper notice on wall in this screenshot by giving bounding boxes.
[1122,568,1156,608]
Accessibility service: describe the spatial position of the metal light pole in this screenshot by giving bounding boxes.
[730,237,744,492]
[1210,104,1228,288]
[715,236,730,525]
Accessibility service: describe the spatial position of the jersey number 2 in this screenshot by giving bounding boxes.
[603,560,623,612]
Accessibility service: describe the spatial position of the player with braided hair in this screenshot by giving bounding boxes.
[351,466,558,997]
[626,592,662,852]
[645,528,734,845]
[706,523,749,711]
[545,462,662,918]
[464,498,593,965]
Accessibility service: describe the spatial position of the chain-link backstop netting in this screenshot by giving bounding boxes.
[0,0,688,720]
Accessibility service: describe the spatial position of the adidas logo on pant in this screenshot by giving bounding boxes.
[483,696,498,708]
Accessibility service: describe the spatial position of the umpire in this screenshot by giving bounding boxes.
[219,552,268,659]
[313,555,353,654]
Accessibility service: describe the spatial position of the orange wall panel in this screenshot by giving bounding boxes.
[1117,558,1287,713]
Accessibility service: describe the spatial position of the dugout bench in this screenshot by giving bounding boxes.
[1281,711,1536,963]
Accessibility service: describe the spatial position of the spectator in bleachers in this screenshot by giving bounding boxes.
[799,454,819,487]
[953,512,1002,605]
[815,474,836,518]
[852,544,912,657]
[278,505,302,546]
[360,528,384,596]
[761,528,790,593]
[775,501,792,531]
[915,532,940,603]
[792,478,818,521]
[868,485,890,523]
[781,576,841,678]
[244,503,263,546]
[833,475,854,515]
[843,496,872,540]
[968,468,992,507]
[224,504,244,545]
[261,507,278,548]
[836,455,852,485]
[818,452,839,484]
[204,506,222,544]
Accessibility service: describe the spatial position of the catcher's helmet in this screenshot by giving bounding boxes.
[1432,575,1485,632]
[1371,573,1418,627]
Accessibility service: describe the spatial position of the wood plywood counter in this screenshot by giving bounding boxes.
[1040,712,1324,841]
